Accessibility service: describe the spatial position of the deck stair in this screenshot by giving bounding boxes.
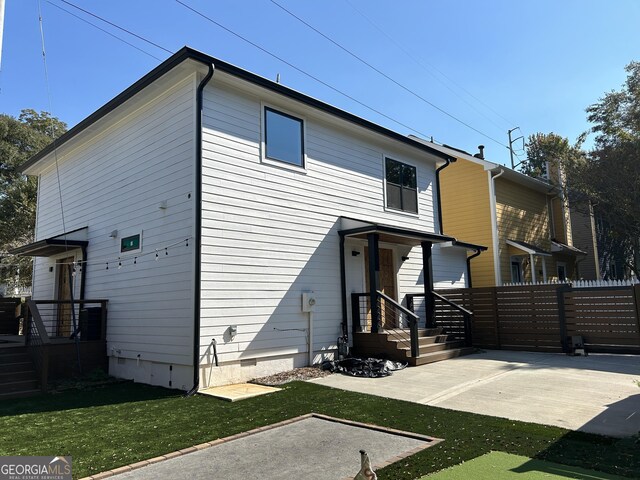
[353,327,474,366]
[0,345,40,399]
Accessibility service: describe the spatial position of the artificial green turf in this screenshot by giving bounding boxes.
[421,451,630,479]
[0,381,638,479]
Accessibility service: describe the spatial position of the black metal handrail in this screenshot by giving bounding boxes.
[407,291,473,347]
[25,300,51,392]
[351,291,420,357]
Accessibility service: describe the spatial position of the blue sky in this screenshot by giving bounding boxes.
[1,0,639,167]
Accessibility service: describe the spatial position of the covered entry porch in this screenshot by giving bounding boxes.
[338,218,480,365]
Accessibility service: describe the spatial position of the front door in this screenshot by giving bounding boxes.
[56,257,74,337]
[364,247,397,329]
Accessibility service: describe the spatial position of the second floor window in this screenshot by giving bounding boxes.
[264,107,304,167]
[385,158,417,213]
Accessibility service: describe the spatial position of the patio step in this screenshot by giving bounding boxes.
[410,347,475,366]
[0,346,40,398]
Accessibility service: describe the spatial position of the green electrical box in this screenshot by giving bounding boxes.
[120,234,140,253]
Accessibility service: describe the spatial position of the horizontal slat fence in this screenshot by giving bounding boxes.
[435,284,640,354]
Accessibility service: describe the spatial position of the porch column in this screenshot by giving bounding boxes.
[421,241,435,328]
[541,256,548,282]
[530,253,537,283]
[367,233,381,333]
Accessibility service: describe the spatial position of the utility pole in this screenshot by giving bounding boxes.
[508,127,523,169]
[0,0,5,71]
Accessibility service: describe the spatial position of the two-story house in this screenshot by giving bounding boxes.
[13,47,483,391]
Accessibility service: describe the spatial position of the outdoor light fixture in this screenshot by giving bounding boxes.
[401,256,410,262]
[351,250,360,256]
[109,230,118,238]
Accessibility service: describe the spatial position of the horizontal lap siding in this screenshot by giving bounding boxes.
[495,180,554,283]
[439,159,494,287]
[32,75,196,365]
[200,80,440,362]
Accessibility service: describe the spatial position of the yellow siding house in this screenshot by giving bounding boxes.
[411,139,592,287]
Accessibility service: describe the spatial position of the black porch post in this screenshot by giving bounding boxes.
[367,233,381,333]
[339,234,348,339]
[421,241,435,328]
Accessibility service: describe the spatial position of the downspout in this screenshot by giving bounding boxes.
[435,157,456,234]
[466,248,482,288]
[489,168,505,285]
[188,63,215,396]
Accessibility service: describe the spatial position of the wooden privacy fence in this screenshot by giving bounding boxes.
[436,284,640,354]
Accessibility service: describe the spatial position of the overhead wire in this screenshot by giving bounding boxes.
[36,0,67,244]
[174,0,433,138]
[344,0,514,132]
[45,1,163,61]
[56,0,172,54]
[268,0,510,150]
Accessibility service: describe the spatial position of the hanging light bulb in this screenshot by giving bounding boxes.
[106,262,109,270]
[185,238,189,247]
[165,247,168,256]
[118,258,122,269]
[134,257,137,265]
[155,250,159,261]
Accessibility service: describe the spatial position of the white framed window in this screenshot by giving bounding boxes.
[263,106,305,168]
[384,157,418,214]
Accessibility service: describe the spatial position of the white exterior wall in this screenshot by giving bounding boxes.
[31,73,197,390]
[199,75,455,385]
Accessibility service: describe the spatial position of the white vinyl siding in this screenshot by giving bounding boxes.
[31,74,197,368]
[199,77,441,364]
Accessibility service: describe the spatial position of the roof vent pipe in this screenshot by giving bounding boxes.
[474,145,485,160]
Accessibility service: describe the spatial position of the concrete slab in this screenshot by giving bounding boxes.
[198,383,280,402]
[105,414,441,480]
[310,350,640,437]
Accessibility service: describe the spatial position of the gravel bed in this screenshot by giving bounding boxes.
[251,367,331,386]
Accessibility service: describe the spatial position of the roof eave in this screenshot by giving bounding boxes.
[22,46,453,174]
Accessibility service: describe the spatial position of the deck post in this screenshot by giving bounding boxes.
[421,241,435,328]
[367,233,380,333]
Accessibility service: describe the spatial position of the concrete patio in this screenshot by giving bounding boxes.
[310,350,640,437]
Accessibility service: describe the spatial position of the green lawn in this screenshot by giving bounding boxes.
[421,451,630,479]
[0,381,638,479]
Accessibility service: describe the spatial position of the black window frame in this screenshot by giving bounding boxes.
[384,157,418,214]
[264,106,305,168]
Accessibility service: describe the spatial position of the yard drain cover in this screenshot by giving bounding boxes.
[101,414,442,480]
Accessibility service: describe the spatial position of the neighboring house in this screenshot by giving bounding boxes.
[417,140,597,287]
[13,47,482,390]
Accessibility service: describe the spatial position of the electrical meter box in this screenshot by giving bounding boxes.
[302,291,316,312]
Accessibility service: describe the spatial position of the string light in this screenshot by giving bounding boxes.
[118,258,122,269]
[106,262,109,270]
[134,257,137,264]
[155,250,159,261]
[165,247,168,256]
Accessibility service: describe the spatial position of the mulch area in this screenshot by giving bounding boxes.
[251,366,331,386]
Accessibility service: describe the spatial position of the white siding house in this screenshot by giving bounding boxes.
[18,48,482,390]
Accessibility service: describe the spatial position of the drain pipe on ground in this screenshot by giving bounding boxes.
[187,62,215,397]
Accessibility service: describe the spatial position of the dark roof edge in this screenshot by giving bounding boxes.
[22,46,453,172]
[452,240,488,251]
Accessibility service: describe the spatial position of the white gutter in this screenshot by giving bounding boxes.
[489,168,505,285]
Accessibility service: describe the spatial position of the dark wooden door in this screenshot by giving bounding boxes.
[364,247,397,329]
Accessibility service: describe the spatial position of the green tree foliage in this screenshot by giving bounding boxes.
[0,110,67,291]
[521,132,581,180]
[575,62,640,278]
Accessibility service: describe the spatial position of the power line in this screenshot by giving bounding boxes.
[46,1,163,61]
[344,0,514,131]
[37,0,67,246]
[56,0,172,54]
[268,0,509,150]
[174,0,433,138]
